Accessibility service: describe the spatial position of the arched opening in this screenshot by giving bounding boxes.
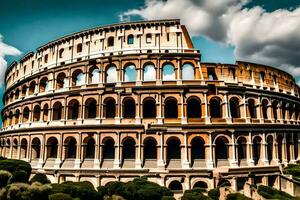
[281,102,287,120]
[272,101,278,120]
[193,181,208,190]
[248,99,256,118]
[8,111,13,126]
[122,138,136,160]
[59,48,64,58]
[215,137,229,166]
[107,37,114,47]
[14,109,20,124]
[104,98,116,118]
[143,98,156,118]
[46,137,58,158]
[294,134,298,161]
[191,137,205,166]
[39,77,49,93]
[253,137,262,165]
[143,64,156,81]
[76,43,82,53]
[123,98,135,118]
[124,64,136,82]
[187,97,201,118]
[72,69,85,86]
[102,138,115,159]
[162,63,175,81]
[167,138,181,161]
[53,102,63,120]
[15,88,19,100]
[182,63,195,80]
[259,71,265,82]
[168,180,182,191]
[106,65,117,83]
[262,99,269,119]
[210,98,222,118]
[88,66,99,84]
[12,139,18,158]
[68,99,80,120]
[143,138,157,159]
[22,107,30,122]
[288,104,294,120]
[29,81,36,95]
[146,33,152,43]
[5,139,10,157]
[286,134,292,162]
[85,98,97,118]
[56,72,67,89]
[127,34,134,44]
[237,137,247,164]
[277,135,283,163]
[84,137,95,159]
[229,97,240,118]
[65,137,77,159]
[267,136,273,164]
[33,105,41,122]
[20,139,27,159]
[31,138,41,159]
[164,98,178,118]
[43,104,49,121]
[21,85,27,97]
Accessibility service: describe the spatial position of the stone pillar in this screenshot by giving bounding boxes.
[114,132,121,169]
[54,134,63,168]
[224,93,231,123]
[181,92,187,124]
[206,132,214,169]
[136,132,142,168]
[136,59,142,86]
[115,92,121,124]
[243,94,250,123]
[94,132,101,168]
[182,132,190,169]
[282,132,288,165]
[230,132,238,167]
[247,131,254,166]
[204,92,211,124]
[262,132,269,165]
[74,133,81,169]
[157,132,165,169]
[135,93,141,124]
[157,93,163,124]
[177,59,182,85]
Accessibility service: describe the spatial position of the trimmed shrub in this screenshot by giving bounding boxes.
[6,182,30,200]
[0,159,31,178]
[49,193,73,200]
[208,188,220,200]
[284,164,300,179]
[227,193,252,200]
[161,196,176,200]
[6,182,51,200]
[30,173,50,184]
[182,188,211,200]
[0,170,12,188]
[8,170,28,184]
[257,185,297,200]
[97,185,107,199]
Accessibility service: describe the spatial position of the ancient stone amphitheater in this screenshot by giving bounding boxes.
[1,19,299,195]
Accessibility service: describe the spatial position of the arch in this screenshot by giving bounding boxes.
[68,99,80,120]
[59,48,64,58]
[33,105,41,122]
[122,137,136,159]
[15,88,20,100]
[168,180,182,191]
[266,135,273,163]
[124,64,136,82]
[43,104,49,121]
[106,65,117,83]
[123,98,135,118]
[20,139,28,159]
[107,36,114,47]
[229,97,240,118]
[83,137,95,159]
[167,137,181,160]
[39,77,49,93]
[193,181,208,190]
[215,136,229,165]
[286,134,292,162]
[22,107,30,122]
[143,98,156,118]
[272,101,278,120]
[53,102,63,120]
[102,137,115,159]
[21,85,27,97]
[182,63,195,80]
[76,43,82,53]
[248,99,257,118]
[253,136,262,165]
[282,102,287,120]
[164,98,178,118]
[127,34,134,45]
[104,98,116,118]
[64,137,77,159]
[29,81,36,95]
[72,69,85,86]
[31,138,41,159]
[85,98,97,119]
[143,137,157,159]
[14,109,20,124]
[237,137,247,161]
[8,111,13,126]
[46,137,58,158]
[259,71,265,82]
[146,33,152,43]
[210,97,222,118]
[262,99,269,119]
[294,133,298,160]
[12,139,18,158]
[56,72,67,89]
[187,97,201,118]
[277,135,283,163]
[162,63,175,81]
[88,66,99,84]
[143,63,156,81]
[288,104,294,120]
[191,137,205,161]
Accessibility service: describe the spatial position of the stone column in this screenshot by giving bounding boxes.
[243,94,250,123]
[157,132,165,169]
[230,132,238,167]
[224,93,231,123]
[115,92,121,124]
[204,92,211,124]
[74,133,81,169]
[114,132,121,169]
[94,132,101,168]
[262,132,269,165]
[282,132,288,165]
[157,93,163,124]
[135,93,141,124]
[136,59,142,86]
[181,92,187,124]
[247,131,254,166]
[54,133,63,168]
[206,132,214,169]
[182,132,190,169]
[177,59,182,85]
[136,132,142,168]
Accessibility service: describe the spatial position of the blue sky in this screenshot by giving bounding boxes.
[0,0,299,119]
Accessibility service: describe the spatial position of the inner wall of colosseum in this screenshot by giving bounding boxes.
[1,20,299,194]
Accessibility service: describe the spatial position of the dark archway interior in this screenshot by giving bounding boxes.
[123,139,135,159]
[68,100,79,119]
[216,137,228,160]
[167,138,181,159]
[193,181,208,189]
[230,98,240,118]
[267,137,273,163]
[253,137,261,164]
[169,181,182,191]
[187,98,201,118]
[66,138,76,158]
[123,99,136,118]
[86,100,97,118]
[53,103,62,120]
[143,99,156,118]
[32,138,41,159]
[248,99,256,118]
[85,138,95,158]
[103,139,115,159]
[191,137,205,160]
[47,137,58,158]
[105,99,116,118]
[210,98,222,118]
[237,138,246,160]
[144,138,157,159]
[165,99,178,118]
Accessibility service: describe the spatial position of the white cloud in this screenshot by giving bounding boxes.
[0,34,21,87]
[120,0,300,82]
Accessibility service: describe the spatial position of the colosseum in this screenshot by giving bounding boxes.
[0,19,299,195]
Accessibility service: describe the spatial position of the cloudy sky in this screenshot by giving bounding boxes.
[0,0,299,112]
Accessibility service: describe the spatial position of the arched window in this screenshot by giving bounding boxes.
[72,70,85,86]
[164,98,178,118]
[167,138,181,160]
[281,102,287,120]
[193,181,208,190]
[53,102,63,120]
[191,137,205,161]
[12,139,18,158]
[31,138,41,159]
[288,104,294,120]
[237,137,247,160]
[144,138,157,159]
[215,137,229,163]
[277,135,283,163]
[65,137,77,159]
[143,98,156,118]
[77,43,82,53]
[262,99,269,119]
[23,107,30,122]
[8,111,13,126]
[108,37,114,47]
[124,64,136,82]
[169,181,182,191]
[39,77,49,93]
[259,71,265,82]
[43,104,49,122]
[89,66,99,84]
[272,101,278,120]
[102,138,115,159]
[59,48,64,58]
[182,63,195,80]
[187,97,201,118]
[267,136,273,164]
[122,138,135,159]
[127,34,134,44]
[56,73,67,89]
[163,64,175,81]
[146,33,152,43]
[29,81,36,95]
[106,65,117,83]
[286,134,292,162]
[20,139,27,159]
[143,64,156,81]
[253,137,262,165]
[15,88,19,100]
[33,105,41,122]
[14,109,20,124]
[22,85,27,97]
[294,134,298,161]
[46,137,58,158]
[210,98,222,118]
[84,137,95,159]
[248,99,256,118]
[85,98,97,119]
[104,98,116,118]
[68,100,80,120]
[229,97,240,118]
[123,98,135,118]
